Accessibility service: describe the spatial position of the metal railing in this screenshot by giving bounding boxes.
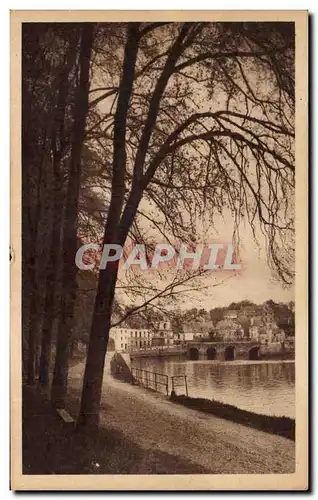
[131,367,169,396]
[171,375,188,396]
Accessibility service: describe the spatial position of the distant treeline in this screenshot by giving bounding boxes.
[118,299,295,336]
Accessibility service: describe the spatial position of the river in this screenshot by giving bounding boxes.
[132,357,295,418]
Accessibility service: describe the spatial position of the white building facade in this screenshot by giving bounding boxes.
[110,328,154,352]
[110,320,196,352]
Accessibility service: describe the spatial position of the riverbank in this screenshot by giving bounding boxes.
[170,393,295,440]
[22,359,295,474]
[133,355,295,418]
[113,352,294,438]
[63,360,295,474]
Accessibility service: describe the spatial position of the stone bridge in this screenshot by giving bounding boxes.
[187,340,261,361]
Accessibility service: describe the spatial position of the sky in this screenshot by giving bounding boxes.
[114,210,294,310]
[191,244,294,309]
[195,215,294,308]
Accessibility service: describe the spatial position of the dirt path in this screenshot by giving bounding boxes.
[68,359,295,474]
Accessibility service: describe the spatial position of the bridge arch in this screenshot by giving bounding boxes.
[206,346,217,360]
[248,346,260,360]
[189,347,199,360]
[224,345,235,361]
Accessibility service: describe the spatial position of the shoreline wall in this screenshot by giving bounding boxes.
[110,352,134,383]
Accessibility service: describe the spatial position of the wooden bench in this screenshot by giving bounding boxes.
[56,408,75,429]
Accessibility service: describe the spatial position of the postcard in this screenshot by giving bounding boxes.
[11,10,308,490]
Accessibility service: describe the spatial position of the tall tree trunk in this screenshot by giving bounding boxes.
[51,23,94,407]
[76,265,118,427]
[22,25,56,384]
[77,24,141,428]
[22,57,39,385]
[23,135,47,385]
[39,32,80,387]
[77,191,142,427]
[38,185,63,386]
[26,268,38,384]
[77,24,190,428]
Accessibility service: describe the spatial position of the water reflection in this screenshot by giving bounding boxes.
[133,357,295,418]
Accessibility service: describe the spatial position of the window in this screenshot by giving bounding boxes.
[121,343,123,348]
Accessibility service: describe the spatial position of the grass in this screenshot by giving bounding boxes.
[22,385,209,475]
[170,393,295,441]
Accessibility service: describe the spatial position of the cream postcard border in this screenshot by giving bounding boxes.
[10,10,308,491]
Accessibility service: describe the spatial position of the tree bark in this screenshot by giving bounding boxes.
[23,132,47,385]
[39,31,80,387]
[76,24,195,428]
[76,24,194,429]
[26,268,38,385]
[51,23,94,407]
[38,184,63,386]
[77,23,141,428]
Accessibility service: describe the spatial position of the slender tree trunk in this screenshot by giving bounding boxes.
[77,24,141,428]
[22,66,38,385]
[39,32,80,387]
[26,267,38,384]
[22,25,81,385]
[77,266,118,427]
[51,23,94,407]
[23,141,47,385]
[77,24,191,428]
[39,187,63,386]
[77,191,142,427]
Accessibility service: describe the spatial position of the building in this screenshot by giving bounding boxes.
[112,320,192,350]
[241,305,259,318]
[172,332,183,345]
[284,336,295,350]
[262,304,275,326]
[110,327,154,352]
[258,327,273,345]
[184,332,195,342]
[249,315,273,343]
[171,331,195,345]
[272,327,286,343]
[152,320,174,346]
[248,306,283,344]
[249,316,263,340]
[183,321,214,340]
[215,318,244,341]
[110,320,178,351]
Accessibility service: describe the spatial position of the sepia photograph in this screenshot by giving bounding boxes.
[10,10,308,490]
